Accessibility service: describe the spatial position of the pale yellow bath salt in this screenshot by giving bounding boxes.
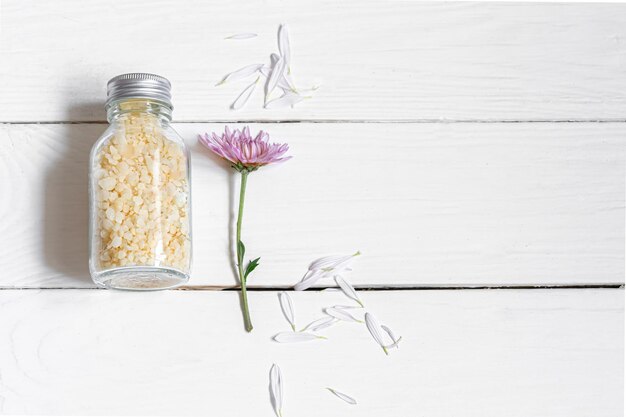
[94,112,190,272]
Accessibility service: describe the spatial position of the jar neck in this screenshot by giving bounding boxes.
[106,99,172,123]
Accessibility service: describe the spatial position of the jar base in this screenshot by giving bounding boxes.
[92,267,189,291]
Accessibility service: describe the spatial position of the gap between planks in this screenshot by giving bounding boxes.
[2,119,626,125]
[0,284,621,291]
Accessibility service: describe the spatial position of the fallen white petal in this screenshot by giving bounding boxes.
[309,251,360,272]
[383,336,403,350]
[326,388,357,405]
[294,252,360,290]
[273,332,325,343]
[278,291,296,331]
[268,53,295,90]
[294,270,324,291]
[269,364,283,417]
[216,63,264,86]
[259,65,270,78]
[298,85,320,93]
[265,56,287,102]
[265,92,304,109]
[333,305,362,310]
[300,316,338,332]
[381,324,401,349]
[281,72,298,92]
[324,307,363,323]
[365,313,389,355]
[225,33,257,40]
[278,24,291,71]
[309,254,349,271]
[259,65,294,91]
[335,276,364,307]
[231,77,259,110]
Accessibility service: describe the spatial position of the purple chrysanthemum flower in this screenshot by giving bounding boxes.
[199,126,291,172]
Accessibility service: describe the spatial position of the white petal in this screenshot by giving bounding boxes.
[278,24,291,70]
[335,276,364,307]
[383,336,403,350]
[324,307,363,323]
[381,324,399,344]
[278,291,296,331]
[216,63,264,85]
[333,305,362,310]
[225,33,257,40]
[326,388,357,405]
[265,56,287,102]
[382,325,402,349]
[273,332,325,343]
[312,318,339,332]
[294,252,360,290]
[365,313,388,355]
[309,251,360,272]
[281,75,297,93]
[300,316,338,332]
[260,65,295,91]
[298,85,321,93]
[230,77,259,110]
[269,364,283,417]
[265,92,304,109]
[294,270,323,291]
[259,65,270,78]
[308,254,348,271]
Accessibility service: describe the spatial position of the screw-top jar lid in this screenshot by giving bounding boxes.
[106,73,172,109]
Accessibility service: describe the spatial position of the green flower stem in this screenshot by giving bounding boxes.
[236,170,253,332]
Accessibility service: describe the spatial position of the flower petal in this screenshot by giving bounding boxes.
[265,92,305,109]
[383,336,403,350]
[281,72,298,93]
[265,56,287,102]
[334,276,364,307]
[278,24,291,70]
[263,65,298,93]
[324,307,363,323]
[300,316,338,332]
[216,63,264,86]
[333,305,362,310]
[382,325,402,349]
[309,251,360,272]
[273,332,326,343]
[231,77,259,110]
[269,364,283,417]
[278,291,296,331]
[225,33,258,40]
[326,388,357,405]
[365,313,388,355]
[294,270,324,291]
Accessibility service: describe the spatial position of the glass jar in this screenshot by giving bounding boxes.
[89,73,192,290]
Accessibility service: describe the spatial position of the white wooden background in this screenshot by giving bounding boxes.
[0,1,624,416]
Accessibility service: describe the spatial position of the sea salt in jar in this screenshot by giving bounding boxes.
[89,73,191,290]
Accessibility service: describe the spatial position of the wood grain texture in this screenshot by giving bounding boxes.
[1,1,626,122]
[0,289,621,416]
[0,122,622,288]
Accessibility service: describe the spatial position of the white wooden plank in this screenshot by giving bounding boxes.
[1,1,626,121]
[0,122,623,288]
[0,289,621,415]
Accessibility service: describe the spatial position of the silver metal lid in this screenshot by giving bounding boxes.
[106,73,172,108]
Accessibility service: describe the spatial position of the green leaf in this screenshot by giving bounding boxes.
[244,257,261,279]
[237,241,245,266]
